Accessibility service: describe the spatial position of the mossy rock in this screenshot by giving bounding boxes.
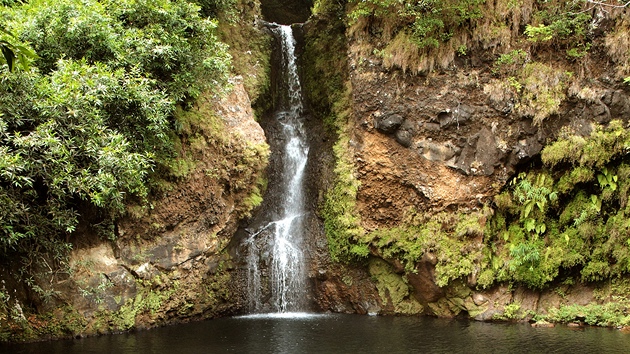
[368,258,423,314]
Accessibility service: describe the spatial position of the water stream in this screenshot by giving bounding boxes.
[245,24,309,313]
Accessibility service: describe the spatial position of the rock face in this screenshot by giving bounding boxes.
[302,3,630,322]
[259,0,313,24]
[97,78,268,326]
[0,78,269,341]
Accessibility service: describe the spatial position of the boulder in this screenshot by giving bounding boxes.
[376,114,404,134]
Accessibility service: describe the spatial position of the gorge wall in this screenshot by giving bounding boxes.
[304,0,630,325]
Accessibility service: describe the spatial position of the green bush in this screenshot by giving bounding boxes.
[0,0,232,287]
[15,0,231,103]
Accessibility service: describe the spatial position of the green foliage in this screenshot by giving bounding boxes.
[490,120,630,288]
[369,258,423,314]
[525,9,590,44]
[541,121,630,169]
[545,300,630,327]
[349,0,484,50]
[13,0,231,103]
[523,1,593,60]
[303,0,348,131]
[494,301,524,320]
[566,43,591,60]
[493,49,528,75]
[322,130,366,261]
[303,3,368,262]
[364,210,486,287]
[242,175,267,217]
[0,59,168,247]
[0,0,232,295]
[0,26,37,71]
[191,0,237,17]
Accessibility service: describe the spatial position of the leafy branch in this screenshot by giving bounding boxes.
[0,26,37,71]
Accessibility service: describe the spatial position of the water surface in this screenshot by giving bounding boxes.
[3,314,630,354]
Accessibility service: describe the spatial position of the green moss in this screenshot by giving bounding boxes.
[486,120,630,289]
[556,166,594,194]
[94,277,179,332]
[369,258,423,314]
[542,121,630,169]
[217,0,271,117]
[0,305,88,343]
[322,127,367,261]
[515,62,571,126]
[242,175,267,215]
[363,211,487,287]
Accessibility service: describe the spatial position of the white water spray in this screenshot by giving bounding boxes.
[246,24,309,313]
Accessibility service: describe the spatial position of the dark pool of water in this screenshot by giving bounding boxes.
[2,313,630,354]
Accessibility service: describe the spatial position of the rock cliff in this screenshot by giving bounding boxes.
[306,0,630,326]
[0,0,272,339]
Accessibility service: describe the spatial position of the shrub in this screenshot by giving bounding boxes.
[0,0,232,293]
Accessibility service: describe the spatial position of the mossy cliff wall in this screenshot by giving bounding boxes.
[305,0,630,327]
[0,0,272,342]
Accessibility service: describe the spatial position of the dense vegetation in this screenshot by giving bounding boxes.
[0,0,231,284]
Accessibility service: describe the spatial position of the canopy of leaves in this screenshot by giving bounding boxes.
[0,0,231,265]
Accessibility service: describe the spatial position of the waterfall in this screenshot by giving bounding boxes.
[245,24,309,313]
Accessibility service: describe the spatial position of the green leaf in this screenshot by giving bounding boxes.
[1,45,15,71]
[524,218,536,232]
[524,202,534,218]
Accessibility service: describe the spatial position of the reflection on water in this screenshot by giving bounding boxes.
[2,314,630,354]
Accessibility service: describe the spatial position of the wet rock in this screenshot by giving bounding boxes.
[472,293,488,306]
[395,129,413,147]
[609,90,630,118]
[135,262,159,280]
[376,114,404,134]
[472,127,498,175]
[417,139,460,162]
[100,269,138,312]
[464,296,488,318]
[259,0,313,25]
[438,111,453,127]
[424,122,441,131]
[407,258,444,304]
[531,322,555,328]
[591,102,611,123]
[474,309,501,321]
[437,106,473,128]
[454,130,500,176]
[512,137,543,162]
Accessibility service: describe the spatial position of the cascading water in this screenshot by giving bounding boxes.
[245,24,310,313]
